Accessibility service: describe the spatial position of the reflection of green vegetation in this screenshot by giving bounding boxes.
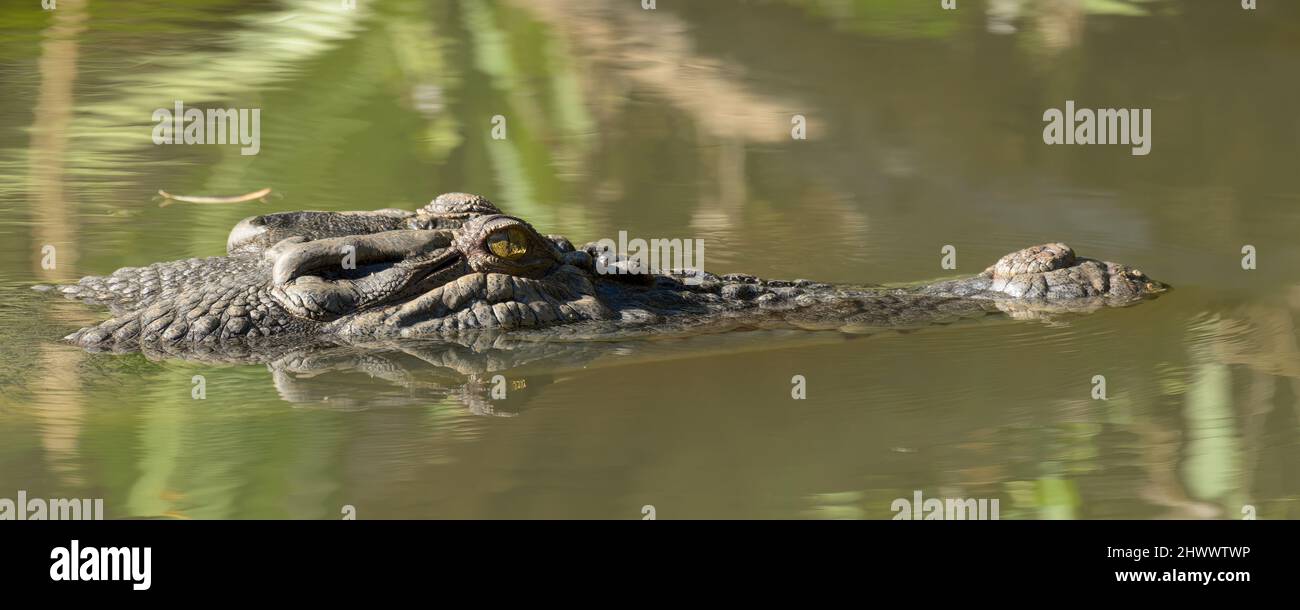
[0,289,57,403]
[773,0,959,39]
[3,0,1297,519]
[124,378,185,518]
[804,490,867,519]
[3,0,541,516]
[1083,0,1155,17]
[1,0,604,258]
[1182,363,1242,506]
[459,0,595,227]
[772,0,1162,42]
[1033,476,1081,520]
[384,3,464,159]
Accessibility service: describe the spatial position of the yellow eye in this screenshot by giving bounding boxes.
[487,227,529,260]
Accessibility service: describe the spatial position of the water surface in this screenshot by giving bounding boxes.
[1,0,1298,519]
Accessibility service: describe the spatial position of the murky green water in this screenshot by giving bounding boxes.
[1,0,1298,519]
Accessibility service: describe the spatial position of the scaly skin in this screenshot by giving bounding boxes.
[40,193,1167,356]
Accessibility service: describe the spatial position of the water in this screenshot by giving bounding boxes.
[1,0,1298,519]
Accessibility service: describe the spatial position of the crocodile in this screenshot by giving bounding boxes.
[41,193,1167,359]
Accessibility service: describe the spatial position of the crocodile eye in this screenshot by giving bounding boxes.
[486,227,529,260]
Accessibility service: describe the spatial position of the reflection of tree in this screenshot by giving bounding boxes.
[510,0,814,144]
[29,0,88,488]
[1197,299,1300,518]
[41,0,370,180]
[30,0,84,278]
[505,0,845,237]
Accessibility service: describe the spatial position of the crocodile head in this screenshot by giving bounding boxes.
[57,194,622,348]
[269,212,616,337]
[51,193,1166,352]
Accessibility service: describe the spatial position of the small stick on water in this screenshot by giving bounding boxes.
[158,187,272,207]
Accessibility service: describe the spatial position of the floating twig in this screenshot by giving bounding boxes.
[158,187,271,207]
